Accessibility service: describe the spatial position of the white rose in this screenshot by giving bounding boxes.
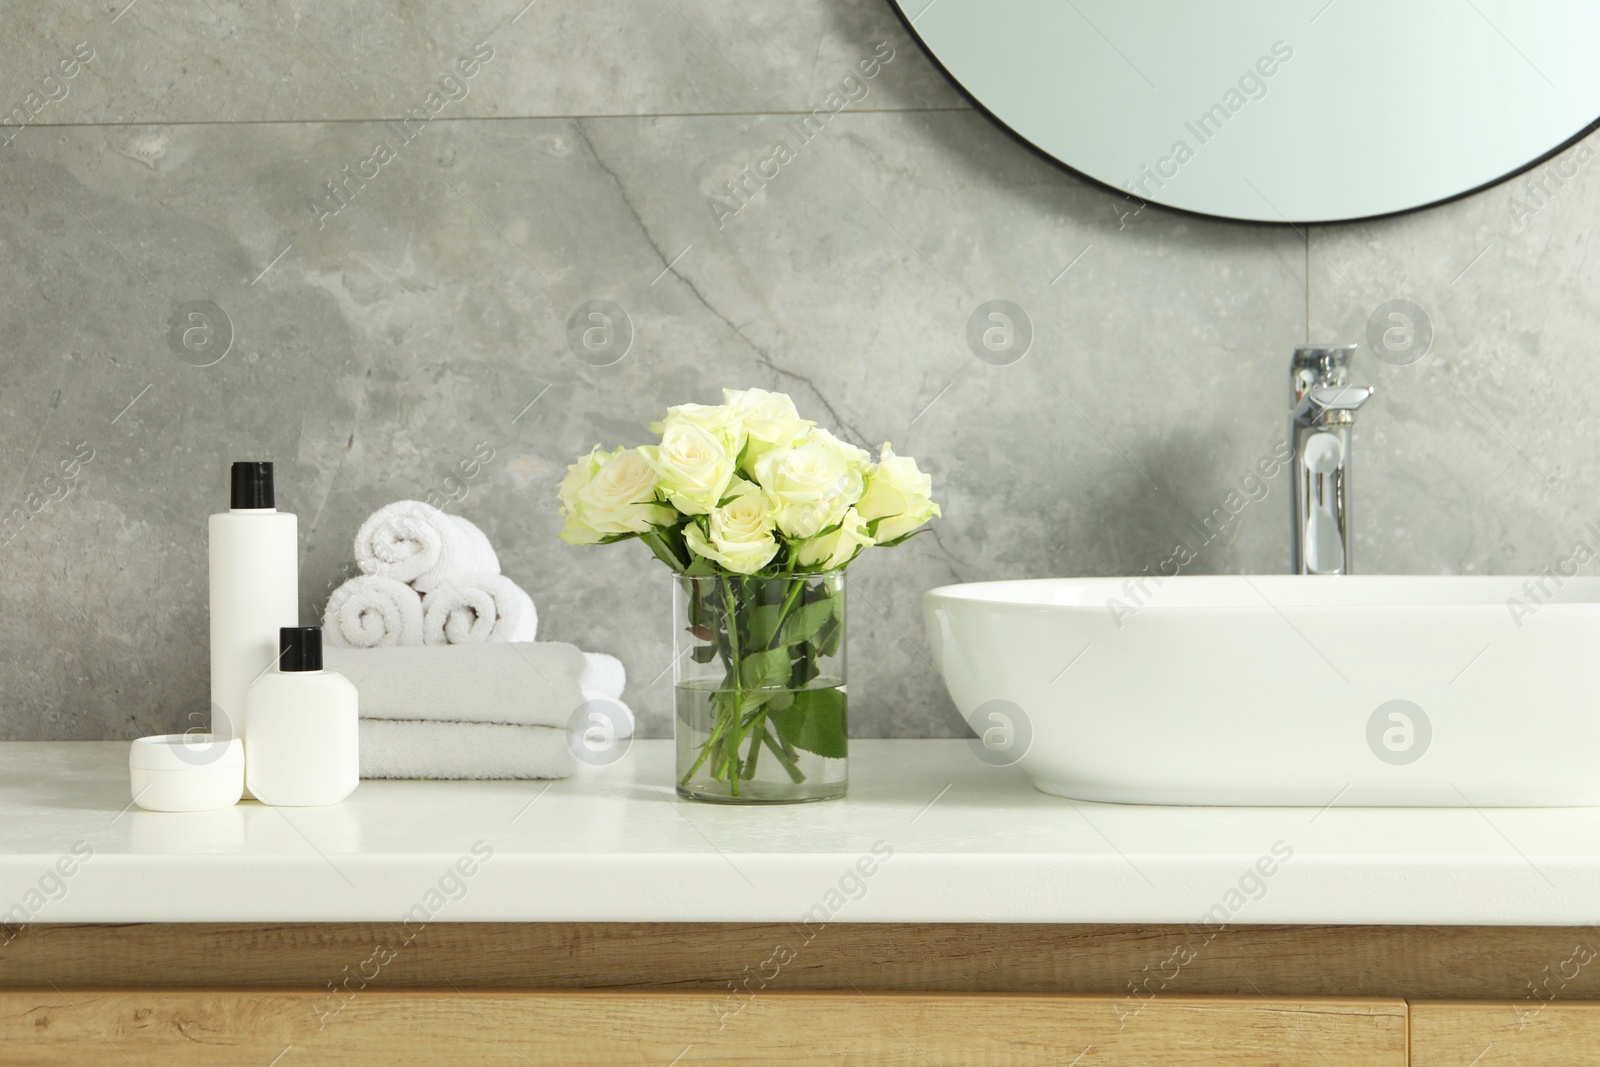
[581,447,673,533]
[796,507,872,571]
[650,402,745,456]
[684,479,780,575]
[642,419,737,515]
[556,448,607,545]
[722,387,813,468]
[858,443,940,543]
[559,447,673,543]
[751,428,870,538]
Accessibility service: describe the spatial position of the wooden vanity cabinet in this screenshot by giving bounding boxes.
[2,923,1596,1064]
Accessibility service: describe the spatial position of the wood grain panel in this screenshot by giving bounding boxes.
[2,922,1596,1002]
[0,989,1408,1067]
[1411,1000,1600,1067]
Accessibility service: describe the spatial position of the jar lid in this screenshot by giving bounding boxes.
[129,733,244,771]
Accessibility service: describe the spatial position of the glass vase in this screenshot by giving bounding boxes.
[674,571,847,803]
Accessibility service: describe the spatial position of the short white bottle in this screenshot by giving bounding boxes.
[245,627,360,806]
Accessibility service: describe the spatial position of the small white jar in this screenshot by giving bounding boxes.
[129,733,244,812]
[246,626,360,807]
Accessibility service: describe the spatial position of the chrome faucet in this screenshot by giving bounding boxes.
[1290,344,1374,575]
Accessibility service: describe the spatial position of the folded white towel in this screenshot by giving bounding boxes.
[359,720,574,779]
[323,575,425,649]
[323,642,633,731]
[354,500,500,593]
[421,572,537,645]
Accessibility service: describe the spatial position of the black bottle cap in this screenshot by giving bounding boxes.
[230,461,275,509]
[278,627,323,672]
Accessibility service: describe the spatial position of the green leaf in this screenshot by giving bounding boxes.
[739,647,791,689]
[683,556,718,577]
[737,690,774,718]
[788,654,819,689]
[871,527,929,549]
[816,616,844,658]
[770,687,847,759]
[640,530,686,571]
[690,644,719,664]
[747,604,785,650]
[779,598,836,647]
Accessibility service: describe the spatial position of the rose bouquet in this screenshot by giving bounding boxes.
[557,388,938,802]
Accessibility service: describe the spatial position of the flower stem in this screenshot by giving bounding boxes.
[768,577,804,649]
[720,576,744,795]
[679,689,734,786]
[761,726,806,784]
[741,712,765,779]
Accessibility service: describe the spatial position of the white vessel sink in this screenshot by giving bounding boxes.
[924,576,1600,806]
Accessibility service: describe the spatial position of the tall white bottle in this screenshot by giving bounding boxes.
[209,461,298,749]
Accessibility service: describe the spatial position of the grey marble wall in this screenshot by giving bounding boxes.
[2,1,1597,741]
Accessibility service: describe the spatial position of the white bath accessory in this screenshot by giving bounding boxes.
[245,627,360,806]
[354,500,499,592]
[322,574,425,648]
[208,461,298,743]
[129,733,244,812]
[358,720,575,780]
[420,572,537,645]
[322,643,629,729]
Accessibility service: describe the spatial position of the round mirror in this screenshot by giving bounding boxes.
[892,0,1600,223]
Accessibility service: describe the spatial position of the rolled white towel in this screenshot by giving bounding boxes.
[354,500,500,593]
[421,572,537,645]
[321,642,635,732]
[323,575,425,648]
[359,720,574,780]
[580,652,627,701]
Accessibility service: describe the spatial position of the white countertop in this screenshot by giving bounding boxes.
[3,740,1600,925]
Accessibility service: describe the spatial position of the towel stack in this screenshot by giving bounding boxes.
[320,501,631,779]
[324,643,632,780]
[323,500,534,648]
